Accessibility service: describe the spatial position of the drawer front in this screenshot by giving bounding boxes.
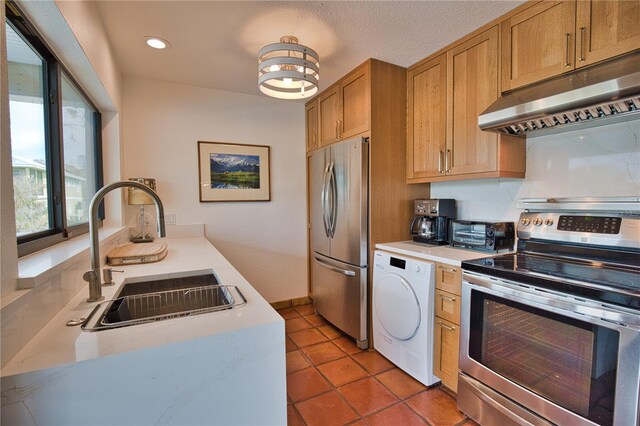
[435,289,461,325]
[435,263,462,295]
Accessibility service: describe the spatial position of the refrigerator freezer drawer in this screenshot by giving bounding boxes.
[312,253,368,349]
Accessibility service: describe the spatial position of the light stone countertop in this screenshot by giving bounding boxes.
[1,236,283,377]
[375,241,496,266]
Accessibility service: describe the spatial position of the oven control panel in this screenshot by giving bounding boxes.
[520,213,622,234]
[557,215,621,234]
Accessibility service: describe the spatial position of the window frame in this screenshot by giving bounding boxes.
[6,1,104,257]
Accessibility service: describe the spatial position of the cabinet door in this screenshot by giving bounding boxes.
[447,26,499,176]
[407,54,447,181]
[340,66,370,139]
[576,0,640,67]
[305,100,318,151]
[318,85,341,146]
[501,1,576,91]
[433,317,460,392]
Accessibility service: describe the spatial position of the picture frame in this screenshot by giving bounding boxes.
[197,141,271,202]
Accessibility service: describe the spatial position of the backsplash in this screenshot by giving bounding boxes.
[430,121,640,222]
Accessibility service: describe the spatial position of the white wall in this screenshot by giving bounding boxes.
[122,77,307,303]
[430,121,640,221]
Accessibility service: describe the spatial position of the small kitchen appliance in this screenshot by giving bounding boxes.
[372,250,439,386]
[449,220,514,252]
[410,199,456,245]
[458,197,640,426]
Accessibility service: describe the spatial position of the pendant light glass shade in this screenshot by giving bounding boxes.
[258,36,319,100]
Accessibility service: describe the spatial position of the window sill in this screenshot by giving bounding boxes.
[16,227,127,290]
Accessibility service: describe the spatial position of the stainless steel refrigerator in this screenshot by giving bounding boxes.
[310,136,369,349]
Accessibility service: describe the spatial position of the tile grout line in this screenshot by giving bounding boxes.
[283,305,471,426]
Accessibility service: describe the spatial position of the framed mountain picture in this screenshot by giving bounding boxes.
[197,141,271,202]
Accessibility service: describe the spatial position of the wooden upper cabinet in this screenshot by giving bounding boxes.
[501,1,577,91]
[575,0,640,67]
[316,62,371,147]
[340,65,370,139]
[305,100,318,151]
[318,85,341,146]
[448,26,499,175]
[407,54,447,181]
[406,26,525,183]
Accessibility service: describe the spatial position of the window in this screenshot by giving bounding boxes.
[6,2,103,256]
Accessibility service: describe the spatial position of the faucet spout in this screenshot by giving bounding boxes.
[84,180,166,302]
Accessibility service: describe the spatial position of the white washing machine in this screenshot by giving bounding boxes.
[372,250,439,386]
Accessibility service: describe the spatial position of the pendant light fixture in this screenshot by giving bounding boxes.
[258,36,319,100]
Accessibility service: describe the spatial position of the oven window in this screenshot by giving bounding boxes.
[469,291,618,426]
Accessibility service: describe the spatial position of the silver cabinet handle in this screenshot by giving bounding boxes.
[437,320,455,331]
[438,293,456,302]
[564,32,571,67]
[578,27,586,63]
[335,120,339,139]
[445,149,451,173]
[439,266,457,273]
[314,255,356,276]
[438,150,444,174]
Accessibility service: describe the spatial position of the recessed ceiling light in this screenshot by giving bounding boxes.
[145,37,171,50]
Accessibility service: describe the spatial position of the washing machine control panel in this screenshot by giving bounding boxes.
[389,257,406,270]
[380,254,428,278]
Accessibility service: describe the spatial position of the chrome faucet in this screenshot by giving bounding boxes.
[83,180,166,302]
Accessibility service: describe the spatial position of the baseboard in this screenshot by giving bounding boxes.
[270,295,313,310]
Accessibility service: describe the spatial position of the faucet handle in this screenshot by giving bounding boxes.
[83,270,98,283]
[102,268,124,286]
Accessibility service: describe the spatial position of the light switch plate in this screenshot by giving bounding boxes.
[166,213,176,225]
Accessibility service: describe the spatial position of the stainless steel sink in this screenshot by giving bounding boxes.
[81,271,246,332]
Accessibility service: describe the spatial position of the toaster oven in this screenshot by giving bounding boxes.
[449,220,514,252]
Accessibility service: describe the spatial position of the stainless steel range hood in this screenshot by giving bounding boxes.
[479,52,640,137]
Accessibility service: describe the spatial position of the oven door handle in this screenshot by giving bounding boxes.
[459,374,552,426]
[463,271,640,329]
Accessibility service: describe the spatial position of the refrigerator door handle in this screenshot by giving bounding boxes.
[328,161,338,237]
[314,254,356,276]
[321,163,331,238]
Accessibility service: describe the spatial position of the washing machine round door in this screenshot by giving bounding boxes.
[374,272,421,340]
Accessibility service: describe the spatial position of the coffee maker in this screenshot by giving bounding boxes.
[410,199,456,245]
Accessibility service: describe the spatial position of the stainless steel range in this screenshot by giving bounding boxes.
[458,197,640,426]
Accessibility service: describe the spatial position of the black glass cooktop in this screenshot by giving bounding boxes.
[463,252,640,310]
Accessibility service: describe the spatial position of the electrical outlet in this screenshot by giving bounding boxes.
[166,213,176,225]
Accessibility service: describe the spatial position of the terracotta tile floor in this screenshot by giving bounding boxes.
[279,304,475,426]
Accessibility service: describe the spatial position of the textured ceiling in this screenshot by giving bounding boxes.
[96,1,525,99]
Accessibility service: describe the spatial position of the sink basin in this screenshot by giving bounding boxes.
[81,271,246,332]
[115,271,220,297]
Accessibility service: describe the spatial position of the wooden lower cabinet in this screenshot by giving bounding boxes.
[433,317,460,392]
[434,262,462,393]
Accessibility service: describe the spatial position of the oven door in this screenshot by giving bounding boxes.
[459,271,640,426]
